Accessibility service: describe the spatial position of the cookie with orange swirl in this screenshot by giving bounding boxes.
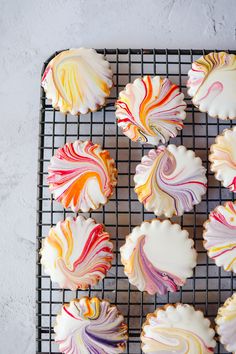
[54,297,128,354]
[134,144,207,217]
[115,75,186,145]
[209,127,236,192]
[187,51,236,120]
[40,216,113,290]
[42,48,113,115]
[48,140,117,212]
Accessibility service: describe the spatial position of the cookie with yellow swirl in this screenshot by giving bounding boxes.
[187,51,236,120]
[141,304,216,353]
[134,144,207,217]
[42,48,113,115]
[54,297,128,354]
[215,293,236,353]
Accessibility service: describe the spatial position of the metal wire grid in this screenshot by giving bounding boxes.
[37,49,236,354]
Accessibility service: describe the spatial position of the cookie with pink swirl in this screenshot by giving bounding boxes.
[209,127,236,192]
[187,52,236,120]
[134,145,207,217]
[54,297,128,354]
[115,75,186,145]
[40,216,113,290]
[48,140,117,212]
[203,201,236,272]
[120,219,197,295]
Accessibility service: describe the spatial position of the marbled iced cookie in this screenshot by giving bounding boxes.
[203,201,236,272]
[134,145,207,217]
[54,297,128,354]
[209,127,236,192]
[187,51,236,119]
[141,303,216,353]
[40,216,113,290]
[216,293,236,354]
[120,219,197,295]
[48,140,117,212]
[42,48,113,115]
[115,75,186,145]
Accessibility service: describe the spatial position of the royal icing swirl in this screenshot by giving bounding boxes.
[134,145,207,217]
[115,75,186,145]
[209,127,236,192]
[42,48,113,115]
[216,293,236,353]
[48,140,117,212]
[120,219,197,295]
[187,52,236,119]
[141,304,216,353]
[54,297,128,354]
[40,216,113,290]
[203,201,236,272]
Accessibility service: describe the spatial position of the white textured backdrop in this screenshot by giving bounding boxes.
[0,0,235,353]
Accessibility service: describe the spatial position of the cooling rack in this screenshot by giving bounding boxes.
[37,49,236,354]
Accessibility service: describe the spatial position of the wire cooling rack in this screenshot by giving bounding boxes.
[37,49,236,354]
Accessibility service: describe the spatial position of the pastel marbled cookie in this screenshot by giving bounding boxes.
[115,75,186,145]
[120,219,197,295]
[216,293,236,353]
[203,201,236,272]
[42,48,113,115]
[54,297,128,354]
[141,304,216,353]
[209,127,236,192]
[134,144,207,217]
[40,216,113,290]
[187,51,236,119]
[48,140,117,212]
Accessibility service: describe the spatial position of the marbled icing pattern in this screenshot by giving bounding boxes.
[141,304,216,353]
[48,140,117,212]
[216,293,236,353]
[120,219,197,295]
[187,52,236,119]
[209,127,236,192]
[54,297,128,354]
[203,201,236,272]
[40,216,113,290]
[42,48,113,115]
[115,75,186,145]
[134,145,207,217]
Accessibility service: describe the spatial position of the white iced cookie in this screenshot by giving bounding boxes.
[134,145,207,217]
[216,293,236,354]
[141,304,216,353]
[40,216,113,290]
[115,75,186,145]
[187,51,236,120]
[54,297,128,354]
[120,219,197,295]
[42,48,113,115]
[203,201,236,272]
[209,127,236,192]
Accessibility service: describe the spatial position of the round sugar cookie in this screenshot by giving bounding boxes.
[209,127,236,192]
[216,293,236,353]
[115,75,186,145]
[48,140,117,212]
[40,216,113,290]
[187,51,236,120]
[42,48,113,115]
[120,219,197,295]
[203,201,236,272]
[134,144,207,217]
[141,303,216,353]
[54,297,128,354]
